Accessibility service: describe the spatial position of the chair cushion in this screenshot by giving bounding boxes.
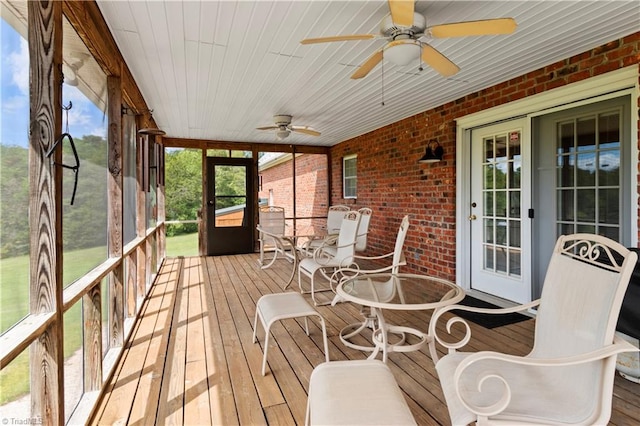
[308,360,416,425]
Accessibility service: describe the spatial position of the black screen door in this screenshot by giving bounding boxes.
[206,157,254,255]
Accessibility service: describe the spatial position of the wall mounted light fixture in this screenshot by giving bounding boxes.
[418,139,444,163]
[137,108,166,136]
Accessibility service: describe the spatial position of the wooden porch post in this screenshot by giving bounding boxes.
[106,75,124,351]
[28,1,64,423]
[136,123,147,300]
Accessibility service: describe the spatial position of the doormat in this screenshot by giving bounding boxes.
[452,296,532,329]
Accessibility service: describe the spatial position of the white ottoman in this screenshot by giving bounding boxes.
[253,292,329,376]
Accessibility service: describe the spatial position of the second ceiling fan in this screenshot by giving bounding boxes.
[300,0,516,79]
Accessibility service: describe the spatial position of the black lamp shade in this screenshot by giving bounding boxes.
[418,140,444,163]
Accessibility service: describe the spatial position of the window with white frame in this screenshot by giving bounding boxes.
[343,154,357,199]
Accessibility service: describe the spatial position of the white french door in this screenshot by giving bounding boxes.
[470,118,531,303]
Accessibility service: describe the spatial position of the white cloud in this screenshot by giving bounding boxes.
[1,95,27,113]
[7,38,29,95]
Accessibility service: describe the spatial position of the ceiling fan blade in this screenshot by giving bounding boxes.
[300,34,376,45]
[387,0,414,27]
[291,126,321,137]
[430,18,517,38]
[256,125,279,131]
[421,44,460,77]
[351,49,384,80]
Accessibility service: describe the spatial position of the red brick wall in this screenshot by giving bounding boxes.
[259,154,329,222]
[330,33,640,282]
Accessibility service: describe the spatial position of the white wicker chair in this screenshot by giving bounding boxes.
[298,210,360,306]
[430,233,638,425]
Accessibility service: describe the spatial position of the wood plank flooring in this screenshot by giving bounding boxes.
[90,254,640,425]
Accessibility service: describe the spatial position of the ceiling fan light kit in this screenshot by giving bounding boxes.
[384,40,421,66]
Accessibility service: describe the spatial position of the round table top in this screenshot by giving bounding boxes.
[336,273,465,310]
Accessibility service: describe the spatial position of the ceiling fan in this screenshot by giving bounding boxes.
[300,0,516,79]
[256,115,321,140]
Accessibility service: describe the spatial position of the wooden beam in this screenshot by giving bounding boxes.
[108,75,124,348]
[28,1,64,423]
[162,137,330,155]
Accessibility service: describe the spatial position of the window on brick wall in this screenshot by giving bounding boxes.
[343,154,357,199]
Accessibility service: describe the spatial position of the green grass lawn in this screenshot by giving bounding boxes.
[166,232,199,257]
[0,233,197,405]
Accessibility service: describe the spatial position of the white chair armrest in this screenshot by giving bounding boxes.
[429,300,540,353]
[452,336,637,418]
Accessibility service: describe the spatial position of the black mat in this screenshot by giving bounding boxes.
[452,296,532,329]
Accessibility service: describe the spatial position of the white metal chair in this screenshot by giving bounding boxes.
[430,233,638,425]
[298,210,360,306]
[330,214,409,296]
[330,215,409,353]
[322,207,373,257]
[257,206,293,268]
[301,204,351,256]
[354,207,373,252]
[326,204,350,234]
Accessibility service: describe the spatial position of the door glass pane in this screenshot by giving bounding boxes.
[509,221,521,248]
[484,137,494,162]
[557,154,574,187]
[599,113,620,149]
[495,191,506,217]
[484,219,494,244]
[554,109,621,238]
[509,249,521,277]
[509,191,520,218]
[576,152,596,186]
[484,245,494,270]
[214,165,247,228]
[481,129,521,276]
[496,247,507,274]
[557,189,574,221]
[484,192,493,216]
[483,164,494,189]
[576,189,595,222]
[598,189,619,224]
[577,117,596,149]
[215,196,246,227]
[215,165,246,196]
[558,122,574,154]
[598,149,619,185]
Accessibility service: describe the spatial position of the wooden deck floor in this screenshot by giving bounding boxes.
[90,254,640,425]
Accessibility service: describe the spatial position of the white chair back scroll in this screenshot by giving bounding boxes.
[326,204,350,234]
[430,233,638,425]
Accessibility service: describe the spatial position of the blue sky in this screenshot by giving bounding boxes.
[1,18,106,148]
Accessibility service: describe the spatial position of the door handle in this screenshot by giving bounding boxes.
[468,214,477,221]
[208,200,214,206]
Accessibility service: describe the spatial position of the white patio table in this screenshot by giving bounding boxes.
[335,273,464,363]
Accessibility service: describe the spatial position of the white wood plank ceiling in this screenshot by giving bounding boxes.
[96,1,639,147]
